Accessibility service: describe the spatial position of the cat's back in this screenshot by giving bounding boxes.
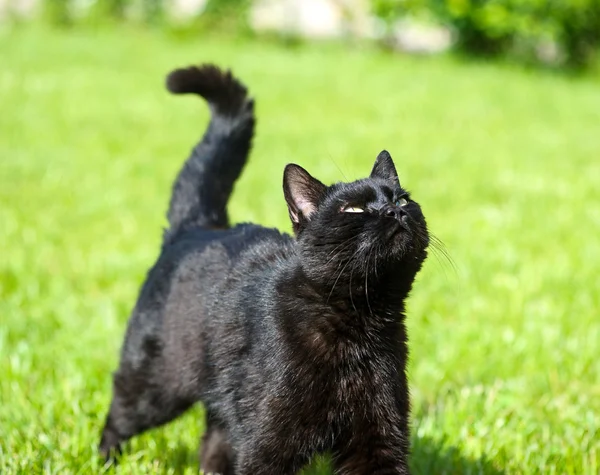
[167,223,292,271]
[136,223,292,315]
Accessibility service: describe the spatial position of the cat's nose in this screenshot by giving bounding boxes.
[382,206,407,220]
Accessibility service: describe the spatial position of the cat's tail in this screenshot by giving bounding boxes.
[164,64,255,241]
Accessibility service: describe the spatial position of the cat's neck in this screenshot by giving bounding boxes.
[312,255,418,296]
[283,256,422,327]
[277,262,414,362]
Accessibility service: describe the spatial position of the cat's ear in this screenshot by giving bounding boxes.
[283,164,327,232]
[370,150,400,187]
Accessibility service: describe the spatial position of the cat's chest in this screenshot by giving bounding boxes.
[267,352,399,443]
[277,306,406,415]
[331,345,398,395]
[289,338,400,403]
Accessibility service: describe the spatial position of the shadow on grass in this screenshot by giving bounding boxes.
[411,435,505,475]
[157,436,504,474]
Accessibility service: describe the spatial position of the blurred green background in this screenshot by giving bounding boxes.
[1,1,599,474]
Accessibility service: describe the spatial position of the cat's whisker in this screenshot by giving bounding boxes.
[348,257,358,314]
[372,242,381,281]
[324,242,357,286]
[427,233,458,277]
[327,154,348,181]
[327,247,363,303]
[325,234,357,256]
[323,236,359,267]
[364,247,374,317]
[349,241,370,312]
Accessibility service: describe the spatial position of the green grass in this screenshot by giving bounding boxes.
[1,26,599,474]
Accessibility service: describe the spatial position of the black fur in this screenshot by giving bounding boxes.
[99,64,429,474]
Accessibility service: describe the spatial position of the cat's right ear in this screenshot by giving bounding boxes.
[370,150,400,187]
[283,164,327,233]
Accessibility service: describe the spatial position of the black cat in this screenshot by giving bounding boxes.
[99,64,429,474]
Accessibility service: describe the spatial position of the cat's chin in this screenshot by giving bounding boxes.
[385,228,426,263]
[385,221,413,245]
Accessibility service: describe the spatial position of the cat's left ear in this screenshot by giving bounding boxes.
[283,164,327,233]
[370,150,400,187]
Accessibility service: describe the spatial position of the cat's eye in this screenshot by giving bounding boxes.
[343,206,364,213]
[395,197,409,207]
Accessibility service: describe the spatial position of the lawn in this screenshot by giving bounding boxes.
[1,26,599,474]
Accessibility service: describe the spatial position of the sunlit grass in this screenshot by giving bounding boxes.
[1,26,599,474]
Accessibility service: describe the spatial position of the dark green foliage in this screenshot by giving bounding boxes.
[435,0,600,67]
[556,0,600,67]
[371,0,600,68]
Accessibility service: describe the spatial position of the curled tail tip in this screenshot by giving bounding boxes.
[166,63,253,117]
[165,64,230,94]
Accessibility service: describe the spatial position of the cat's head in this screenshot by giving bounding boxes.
[283,150,429,295]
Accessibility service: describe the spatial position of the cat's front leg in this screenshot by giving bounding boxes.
[333,433,410,475]
[235,436,310,475]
